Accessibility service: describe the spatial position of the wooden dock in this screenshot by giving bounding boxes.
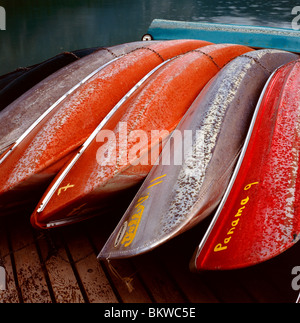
[0,202,299,303]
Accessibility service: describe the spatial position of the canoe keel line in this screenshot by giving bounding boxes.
[98,49,299,261]
[192,59,300,271]
[0,39,209,213]
[30,43,252,229]
[0,20,300,287]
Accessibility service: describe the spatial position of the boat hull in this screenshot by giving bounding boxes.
[193,59,300,270]
[146,19,300,53]
[30,43,253,229]
[0,41,159,156]
[0,40,210,213]
[98,49,299,260]
[0,47,112,111]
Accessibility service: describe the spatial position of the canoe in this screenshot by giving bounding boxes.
[0,47,110,111]
[1,18,300,303]
[30,43,252,229]
[0,41,159,156]
[98,49,299,260]
[192,59,300,271]
[0,39,210,213]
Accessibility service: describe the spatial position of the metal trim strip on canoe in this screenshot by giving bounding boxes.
[37,58,174,214]
[0,55,123,165]
[193,66,278,265]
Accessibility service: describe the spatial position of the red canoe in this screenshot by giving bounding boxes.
[0,39,210,212]
[192,59,300,270]
[98,49,298,261]
[30,43,252,229]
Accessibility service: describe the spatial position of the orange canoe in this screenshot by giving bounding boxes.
[0,41,161,157]
[31,43,252,229]
[0,39,210,213]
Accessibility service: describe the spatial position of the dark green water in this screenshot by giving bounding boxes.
[0,0,298,75]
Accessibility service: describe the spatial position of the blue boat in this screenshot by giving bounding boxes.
[144,19,300,53]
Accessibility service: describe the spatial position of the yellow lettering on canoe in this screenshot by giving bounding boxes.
[121,194,149,247]
[213,181,259,253]
[120,174,167,247]
[244,182,259,191]
[147,174,166,189]
[57,183,75,196]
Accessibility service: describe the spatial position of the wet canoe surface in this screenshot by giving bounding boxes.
[30,43,252,229]
[99,49,299,260]
[0,39,299,303]
[0,41,154,156]
[194,59,300,271]
[0,40,208,214]
[0,47,111,111]
[0,205,299,303]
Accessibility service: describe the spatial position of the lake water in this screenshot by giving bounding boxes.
[0,0,297,75]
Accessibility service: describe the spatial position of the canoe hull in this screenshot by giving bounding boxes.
[0,41,157,156]
[30,43,253,229]
[0,40,209,213]
[99,49,299,260]
[193,59,300,270]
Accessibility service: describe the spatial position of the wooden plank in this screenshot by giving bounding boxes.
[199,270,255,303]
[85,216,154,303]
[170,217,297,303]
[0,218,20,303]
[102,258,153,303]
[157,247,219,303]
[62,225,119,303]
[154,220,219,303]
[35,227,85,303]
[234,265,286,303]
[132,251,188,303]
[8,214,52,303]
[1,205,298,303]
[155,220,254,303]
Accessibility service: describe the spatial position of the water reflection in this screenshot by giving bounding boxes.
[0,0,296,75]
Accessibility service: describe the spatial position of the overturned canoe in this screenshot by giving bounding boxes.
[98,49,299,260]
[0,39,210,212]
[30,43,252,229]
[192,59,300,270]
[0,46,110,111]
[0,41,159,156]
